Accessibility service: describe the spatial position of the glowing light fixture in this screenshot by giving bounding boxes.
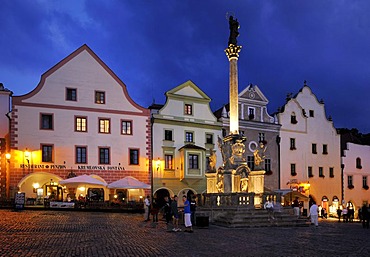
[5,153,11,161]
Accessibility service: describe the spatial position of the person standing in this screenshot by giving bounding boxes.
[144,195,150,221]
[292,197,300,218]
[183,195,193,232]
[361,204,369,229]
[190,195,197,226]
[171,195,180,232]
[337,207,342,222]
[309,201,319,227]
[163,196,172,225]
[264,197,274,221]
[342,207,348,223]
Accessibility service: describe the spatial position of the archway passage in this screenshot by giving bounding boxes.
[154,188,171,208]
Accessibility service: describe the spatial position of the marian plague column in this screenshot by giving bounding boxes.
[225,15,242,135]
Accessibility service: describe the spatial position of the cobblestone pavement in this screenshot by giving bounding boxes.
[0,210,369,257]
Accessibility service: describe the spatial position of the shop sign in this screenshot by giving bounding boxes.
[20,164,66,169]
[14,192,25,210]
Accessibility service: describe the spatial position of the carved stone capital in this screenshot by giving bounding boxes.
[225,44,242,60]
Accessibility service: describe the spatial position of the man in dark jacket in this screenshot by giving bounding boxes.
[361,204,369,229]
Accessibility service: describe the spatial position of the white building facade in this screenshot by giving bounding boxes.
[150,81,223,203]
[277,84,341,214]
[9,45,150,202]
[342,142,370,209]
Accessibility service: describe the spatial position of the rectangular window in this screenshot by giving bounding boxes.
[291,163,296,176]
[129,149,139,165]
[75,117,87,132]
[265,158,271,172]
[312,143,317,154]
[165,154,173,170]
[99,118,110,134]
[76,146,87,164]
[164,130,173,141]
[184,104,193,115]
[40,114,53,130]
[319,167,324,177]
[41,145,53,162]
[309,110,314,117]
[248,107,255,120]
[290,138,296,150]
[258,133,265,142]
[308,166,313,177]
[188,154,199,169]
[66,88,77,101]
[185,132,194,143]
[247,156,255,171]
[329,167,334,178]
[95,91,105,104]
[322,144,328,155]
[99,147,110,164]
[348,175,353,187]
[363,176,368,188]
[121,120,132,135]
[206,133,213,144]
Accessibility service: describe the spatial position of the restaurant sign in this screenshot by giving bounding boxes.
[19,164,124,171]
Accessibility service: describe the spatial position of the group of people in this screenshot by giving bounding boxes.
[144,194,197,233]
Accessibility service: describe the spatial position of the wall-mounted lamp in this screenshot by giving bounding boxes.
[156,158,161,171]
[32,182,39,193]
[5,153,11,163]
[24,149,30,164]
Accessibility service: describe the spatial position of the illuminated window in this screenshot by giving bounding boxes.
[76,146,87,164]
[130,149,139,165]
[95,91,105,104]
[189,154,199,169]
[66,88,77,101]
[185,132,194,143]
[99,118,110,134]
[121,120,132,135]
[42,145,53,162]
[184,104,193,115]
[99,147,110,164]
[165,154,173,170]
[40,114,53,130]
[75,117,87,132]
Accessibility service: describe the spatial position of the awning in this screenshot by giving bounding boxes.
[107,176,150,189]
[59,174,107,187]
[283,191,309,201]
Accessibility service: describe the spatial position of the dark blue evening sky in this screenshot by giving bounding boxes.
[1,0,369,133]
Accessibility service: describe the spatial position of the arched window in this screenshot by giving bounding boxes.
[290,112,297,124]
[356,157,362,169]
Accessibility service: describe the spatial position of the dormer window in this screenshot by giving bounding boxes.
[248,107,255,120]
[356,157,362,169]
[309,110,314,117]
[291,112,297,124]
[184,104,193,115]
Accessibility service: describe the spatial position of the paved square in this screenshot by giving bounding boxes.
[0,210,368,256]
